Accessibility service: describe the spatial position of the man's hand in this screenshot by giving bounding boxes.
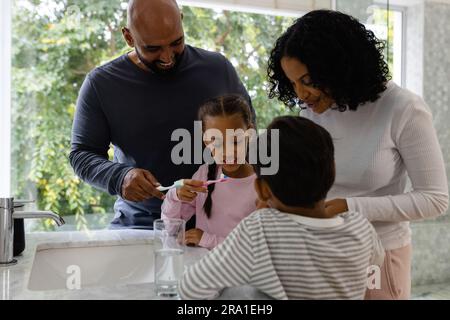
[185,228,204,246]
[325,198,349,216]
[176,179,208,202]
[121,168,165,202]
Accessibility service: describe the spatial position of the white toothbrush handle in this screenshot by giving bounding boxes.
[157,186,172,192]
[156,180,184,192]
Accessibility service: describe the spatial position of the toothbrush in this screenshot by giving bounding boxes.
[156,175,229,192]
[203,174,229,187]
[156,179,184,192]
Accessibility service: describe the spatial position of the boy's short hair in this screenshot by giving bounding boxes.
[253,116,335,208]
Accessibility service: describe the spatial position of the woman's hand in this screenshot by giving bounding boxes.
[325,198,349,216]
[176,179,208,202]
[185,228,204,246]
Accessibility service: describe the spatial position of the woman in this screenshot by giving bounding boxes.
[267,9,448,299]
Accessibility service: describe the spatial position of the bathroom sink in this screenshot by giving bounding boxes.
[28,243,155,291]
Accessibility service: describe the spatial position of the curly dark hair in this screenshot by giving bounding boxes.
[268,10,391,111]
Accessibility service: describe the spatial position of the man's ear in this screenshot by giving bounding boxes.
[122,27,134,47]
[181,12,184,20]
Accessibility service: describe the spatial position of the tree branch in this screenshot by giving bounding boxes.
[215,11,232,49]
[108,24,117,54]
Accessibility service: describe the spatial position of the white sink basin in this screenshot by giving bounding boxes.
[28,243,155,291]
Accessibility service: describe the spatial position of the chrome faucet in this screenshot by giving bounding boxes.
[0,197,65,266]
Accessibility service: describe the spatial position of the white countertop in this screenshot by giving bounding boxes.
[0,229,269,300]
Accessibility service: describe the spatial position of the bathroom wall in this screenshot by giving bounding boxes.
[423,1,450,209]
[404,0,450,226]
[409,0,450,287]
[337,0,450,287]
[405,1,424,96]
[411,222,450,286]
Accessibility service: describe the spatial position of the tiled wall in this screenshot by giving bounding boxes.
[411,222,450,286]
[337,0,450,286]
[409,0,450,286]
[423,2,450,224]
[405,2,424,96]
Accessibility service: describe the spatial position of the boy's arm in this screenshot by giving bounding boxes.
[180,219,254,300]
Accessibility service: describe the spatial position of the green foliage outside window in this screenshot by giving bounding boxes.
[11,0,295,230]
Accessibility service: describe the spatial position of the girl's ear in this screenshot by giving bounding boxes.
[254,178,272,202]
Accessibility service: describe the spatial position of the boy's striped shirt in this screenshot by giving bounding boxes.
[180,208,384,300]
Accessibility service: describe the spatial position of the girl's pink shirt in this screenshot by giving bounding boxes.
[161,164,257,249]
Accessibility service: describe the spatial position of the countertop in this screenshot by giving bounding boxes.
[0,229,269,300]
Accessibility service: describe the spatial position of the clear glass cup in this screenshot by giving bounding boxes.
[153,218,186,298]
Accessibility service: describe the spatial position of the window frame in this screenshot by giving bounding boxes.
[178,0,332,17]
[0,0,12,198]
[373,2,408,87]
[394,5,407,88]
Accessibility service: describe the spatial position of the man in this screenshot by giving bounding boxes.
[70,0,254,229]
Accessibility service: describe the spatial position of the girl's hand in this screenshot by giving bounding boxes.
[325,199,349,216]
[185,228,204,246]
[176,179,208,202]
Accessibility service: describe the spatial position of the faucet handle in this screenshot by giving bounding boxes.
[0,198,35,209]
[14,199,35,205]
[14,199,35,208]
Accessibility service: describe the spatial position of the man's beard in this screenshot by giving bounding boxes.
[135,47,184,76]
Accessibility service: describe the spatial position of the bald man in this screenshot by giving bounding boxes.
[70,0,254,229]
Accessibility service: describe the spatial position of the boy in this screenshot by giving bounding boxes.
[180,116,384,300]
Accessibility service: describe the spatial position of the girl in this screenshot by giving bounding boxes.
[161,94,257,249]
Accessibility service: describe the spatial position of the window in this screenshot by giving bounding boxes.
[6,1,406,231]
[9,1,295,231]
[365,5,405,86]
[335,0,405,86]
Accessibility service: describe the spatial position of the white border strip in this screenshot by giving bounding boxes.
[177,0,330,17]
[0,0,12,197]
